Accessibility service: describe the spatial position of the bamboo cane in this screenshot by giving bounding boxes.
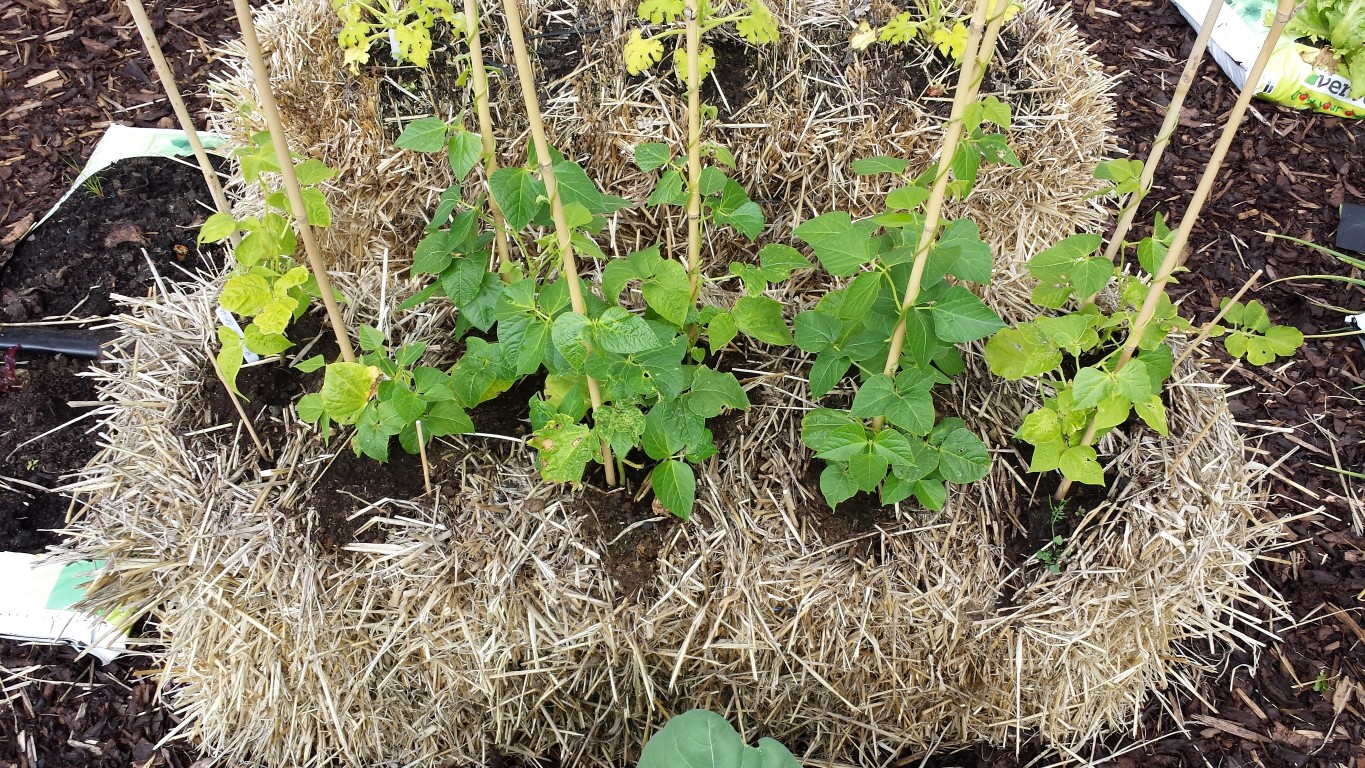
[231,0,356,363]
[872,0,1001,430]
[1053,0,1296,502]
[461,0,513,276]
[1095,0,1225,272]
[684,0,704,305]
[499,0,616,486]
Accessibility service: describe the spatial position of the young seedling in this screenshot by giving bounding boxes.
[791,0,1019,510]
[198,132,340,394]
[332,0,463,71]
[986,0,1302,499]
[850,0,1019,62]
[297,325,474,461]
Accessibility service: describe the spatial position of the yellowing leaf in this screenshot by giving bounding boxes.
[624,29,666,75]
[850,20,876,50]
[932,21,969,60]
[671,43,717,83]
[637,0,684,24]
[877,12,920,45]
[735,0,779,45]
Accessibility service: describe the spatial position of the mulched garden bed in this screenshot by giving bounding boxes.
[0,0,1361,766]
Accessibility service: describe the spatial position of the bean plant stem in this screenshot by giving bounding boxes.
[684,0,704,305]
[873,0,999,431]
[1053,0,1296,502]
[499,0,616,486]
[1093,0,1224,276]
[462,0,513,276]
[231,0,356,363]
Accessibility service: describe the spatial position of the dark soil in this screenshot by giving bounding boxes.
[305,448,429,550]
[577,481,667,600]
[0,154,219,556]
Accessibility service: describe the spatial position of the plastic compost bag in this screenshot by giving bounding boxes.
[0,553,130,663]
[1172,0,1364,118]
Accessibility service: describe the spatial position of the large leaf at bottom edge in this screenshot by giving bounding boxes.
[637,710,799,768]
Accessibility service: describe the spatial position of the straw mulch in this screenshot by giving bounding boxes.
[59,1,1280,766]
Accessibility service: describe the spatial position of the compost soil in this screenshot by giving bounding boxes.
[3,0,1365,766]
[0,155,217,557]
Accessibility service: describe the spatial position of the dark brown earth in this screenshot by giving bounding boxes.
[2,0,1364,766]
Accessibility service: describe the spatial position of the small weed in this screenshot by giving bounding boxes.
[1312,668,1333,694]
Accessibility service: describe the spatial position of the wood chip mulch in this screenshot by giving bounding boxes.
[0,1,1362,767]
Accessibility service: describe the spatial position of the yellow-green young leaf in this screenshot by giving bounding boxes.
[301,188,331,227]
[1093,158,1143,195]
[215,325,246,398]
[243,324,292,356]
[1017,408,1060,445]
[1134,395,1167,435]
[651,460,696,520]
[624,30,665,75]
[932,21,968,60]
[1262,324,1304,358]
[254,296,298,336]
[530,415,597,485]
[321,362,380,425]
[594,403,646,458]
[293,158,336,186]
[297,392,324,423]
[877,12,920,44]
[1070,366,1110,410]
[1092,395,1130,430]
[637,0,683,23]
[274,266,311,295]
[220,274,272,317]
[1058,445,1104,485]
[198,212,238,244]
[1028,437,1065,473]
[985,325,1061,380]
[735,0,779,45]
[671,44,716,83]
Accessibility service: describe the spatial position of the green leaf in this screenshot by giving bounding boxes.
[801,409,868,460]
[427,187,462,230]
[819,465,860,508]
[296,354,326,373]
[651,460,696,520]
[243,325,292,355]
[441,130,481,181]
[913,478,947,510]
[293,158,335,186]
[1026,233,1104,280]
[320,362,378,425]
[1114,359,1154,402]
[530,415,597,484]
[808,352,850,398]
[597,307,661,354]
[643,399,707,459]
[984,325,1061,380]
[930,218,992,284]
[732,296,792,345]
[395,117,449,153]
[851,155,911,175]
[1071,366,1111,409]
[642,260,691,328]
[850,373,935,436]
[792,212,878,277]
[1058,445,1104,485]
[793,310,841,353]
[848,451,891,492]
[707,311,738,354]
[551,312,593,369]
[634,142,672,172]
[422,400,474,436]
[638,710,799,768]
[1093,158,1142,194]
[1093,395,1130,430]
[297,392,323,422]
[300,188,331,227]
[1069,257,1114,299]
[936,428,990,483]
[384,382,426,424]
[489,166,544,231]
[1017,408,1061,445]
[886,185,930,211]
[758,244,810,281]
[198,212,238,244]
[358,324,386,352]
[930,286,1005,343]
[688,367,749,418]
[1028,437,1065,473]
[877,429,939,481]
[838,271,883,320]
[647,168,689,206]
[412,230,455,275]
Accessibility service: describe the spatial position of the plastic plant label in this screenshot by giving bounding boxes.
[0,552,130,663]
[1171,0,1364,118]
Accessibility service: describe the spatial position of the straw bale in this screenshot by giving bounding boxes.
[61,264,1276,767]
[206,0,1115,282]
[56,1,1279,766]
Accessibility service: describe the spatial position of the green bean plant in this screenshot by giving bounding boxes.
[332,0,463,71]
[984,161,1304,488]
[623,0,778,80]
[198,131,337,395]
[791,96,1020,510]
[851,0,1020,61]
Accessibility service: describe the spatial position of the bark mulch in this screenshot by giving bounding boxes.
[1,1,1362,767]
